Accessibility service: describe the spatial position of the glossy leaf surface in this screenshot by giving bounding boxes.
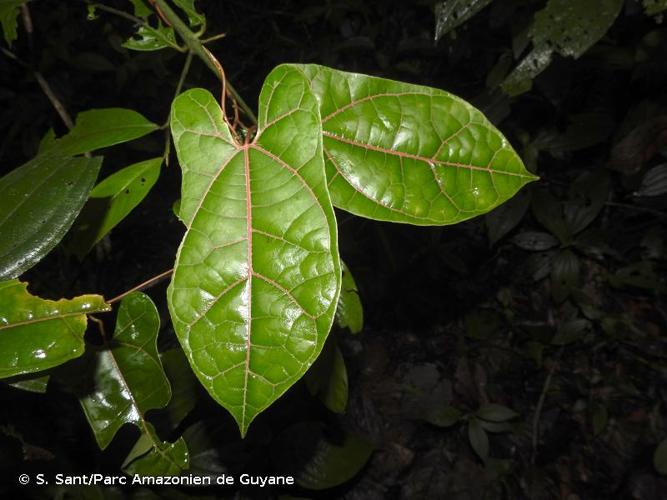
[0,155,102,279]
[69,157,161,254]
[0,280,109,378]
[335,262,363,334]
[169,65,341,436]
[122,423,189,476]
[79,292,172,450]
[295,64,536,225]
[48,108,158,156]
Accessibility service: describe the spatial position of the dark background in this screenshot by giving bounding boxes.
[1,0,667,498]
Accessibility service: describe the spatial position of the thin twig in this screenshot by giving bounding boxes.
[531,348,563,465]
[152,0,257,124]
[34,72,74,130]
[108,268,173,305]
[90,2,146,26]
[163,50,193,164]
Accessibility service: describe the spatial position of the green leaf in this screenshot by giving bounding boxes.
[123,24,179,52]
[468,418,490,463]
[654,438,667,475]
[336,262,363,334]
[485,188,530,245]
[0,280,109,378]
[51,108,158,155]
[168,65,341,437]
[551,318,591,346]
[78,292,173,450]
[476,403,518,422]
[0,155,102,279]
[122,423,189,476]
[68,157,162,255]
[5,373,49,393]
[172,0,204,27]
[0,0,23,46]
[294,64,536,226]
[434,0,494,41]
[305,341,348,414]
[503,0,623,95]
[127,0,152,18]
[644,0,667,16]
[273,422,373,490]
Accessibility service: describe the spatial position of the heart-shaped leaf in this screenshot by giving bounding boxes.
[0,155,102,280]
[169,65,341,436]
[0,280,109,378]
[292,64,536,225]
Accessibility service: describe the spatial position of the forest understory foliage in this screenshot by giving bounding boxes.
[0,1,666,499]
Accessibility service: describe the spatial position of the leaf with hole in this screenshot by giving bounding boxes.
[168,65,341,436]
[434,0,494,41]
[293,64,536,226]
[503,0,623,95]
[0,280,109,378]
[0,155,102,279]
[123,24,179,52]
[172,0,204,27]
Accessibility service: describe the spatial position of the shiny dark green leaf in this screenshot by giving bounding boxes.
[122,423,189,476]
[0,155,102,279]
[434,0,493,41]
[49,108,158,156]
[169,65,341,437]
[79,293,173,451]
[68,157,162,255]
[0,280,109,378]
[565,170,610,235]
[532,188,571,244]
[295,64,536,226]
[336,262,363,334]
